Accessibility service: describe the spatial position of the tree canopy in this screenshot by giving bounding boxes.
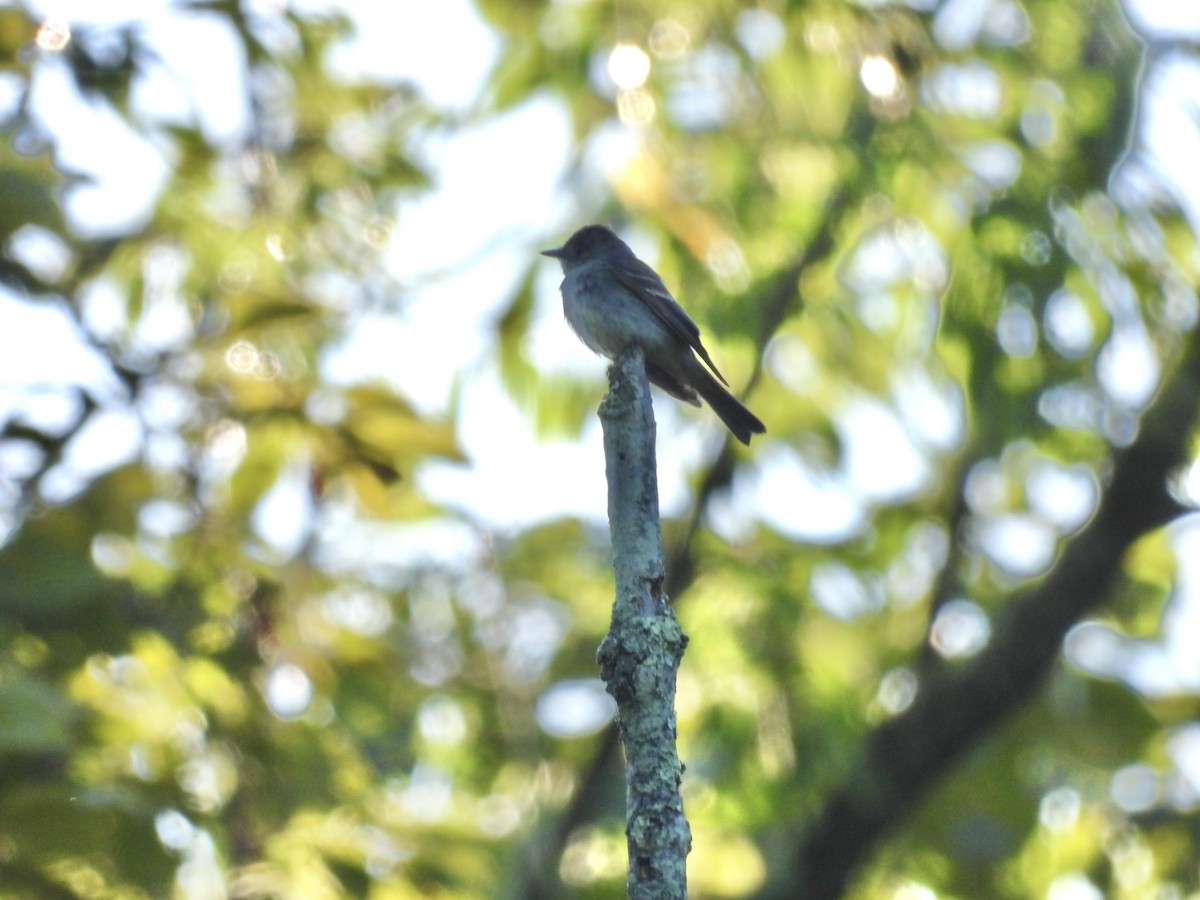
[1,1,1199,898]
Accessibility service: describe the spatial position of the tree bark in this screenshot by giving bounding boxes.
[597,344,691,900]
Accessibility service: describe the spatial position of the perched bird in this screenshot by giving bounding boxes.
[542,225,765,445]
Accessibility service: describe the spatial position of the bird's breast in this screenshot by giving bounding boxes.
[561,264,673,360]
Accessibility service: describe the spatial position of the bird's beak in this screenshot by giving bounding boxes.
[541,246,564,259]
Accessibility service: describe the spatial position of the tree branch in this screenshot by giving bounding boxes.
[784,332,1200,899]
[597,344,691,900]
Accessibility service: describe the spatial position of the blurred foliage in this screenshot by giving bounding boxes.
[0,1,1198,899]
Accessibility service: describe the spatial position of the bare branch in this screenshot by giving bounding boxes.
[597,344,691,900]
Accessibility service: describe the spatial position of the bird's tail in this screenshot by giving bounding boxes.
[693,367,766,446]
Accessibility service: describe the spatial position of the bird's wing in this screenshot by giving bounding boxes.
[613,255,729,386]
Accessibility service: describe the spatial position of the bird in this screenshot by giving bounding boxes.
[542,225,765,445]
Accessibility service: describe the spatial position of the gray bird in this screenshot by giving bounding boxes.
[542,225,765,445]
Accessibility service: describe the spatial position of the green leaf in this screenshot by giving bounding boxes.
[0,169,64,242]
[0,672,77,755]
[0,513,113,621]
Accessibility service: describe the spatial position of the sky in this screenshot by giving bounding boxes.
[3,0,1200,697]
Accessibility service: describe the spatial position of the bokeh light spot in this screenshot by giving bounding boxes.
[608,43,651,90]
[264,662,312,719]
[861,55,900,99]
[929,599,991,658]
[35,19,70,51]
